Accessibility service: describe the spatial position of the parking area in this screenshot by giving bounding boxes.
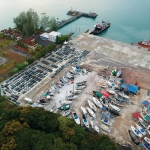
[0,45,89,105]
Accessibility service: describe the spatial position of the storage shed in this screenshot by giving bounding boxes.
[48,31,61,42]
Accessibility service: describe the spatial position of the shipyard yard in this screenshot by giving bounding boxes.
[1,33,150,149]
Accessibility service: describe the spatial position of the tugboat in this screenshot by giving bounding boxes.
[90,20,110,35]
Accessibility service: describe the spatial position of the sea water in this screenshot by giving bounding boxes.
[0,0,150,43]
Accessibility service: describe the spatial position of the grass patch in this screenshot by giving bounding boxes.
[0,50,26,75]
[0,38,14,48]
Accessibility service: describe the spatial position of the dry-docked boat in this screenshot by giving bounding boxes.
[66,94,78,100]
[109,103,121,112]
[138,40,150,47]
[76,81,87,86]
[82,114,89,128]
[118,92,130,99]
[50,103,57,112]
[75,85,86,90]
[81,106,88,115]
[87,107,96,118]
[94,126,100,133]
[139,118,149,129]
[108,108,120,116]
[106,88,116,95]
[90,120,94,129]
[128,130,140,145]
[62,110,71,116]
[101,118,112,126]
[142,142,150,150]
[144,137,150,145]
[88,100,97,112]
[72,112,80,125]
[147,125,150,135]
[99,123,111,133]
[92,97,103,108]
[111,100,126,107]
[136,124,146,135]
[131,126,143,138]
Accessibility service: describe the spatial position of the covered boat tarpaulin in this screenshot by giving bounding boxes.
[132,112,141,120]
[96,91,102,98]
[100,90,110,98]
[121,84,138,94]
[24,97,32,102]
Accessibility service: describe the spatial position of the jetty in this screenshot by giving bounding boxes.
[57,10,98,29]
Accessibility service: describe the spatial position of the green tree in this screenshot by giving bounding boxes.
[49,17,58,31]
[13,9,39,37]
[13,68,19,73]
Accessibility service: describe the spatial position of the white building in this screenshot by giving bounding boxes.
[40,31,61,42]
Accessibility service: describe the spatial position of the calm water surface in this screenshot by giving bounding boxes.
[0,0,150,43]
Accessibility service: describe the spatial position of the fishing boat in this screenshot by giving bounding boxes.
[109,103,121,112]
[101,118,112,126]
[82,114,89,128]
[75,85,86,90]
[92,97,103,108]
[62,110,71,116]
[90,20,110,35]
[50,103,57,112]
[108,108,120,116]
[128,130,140,145]
[87,100,97,112]
[99,123,111,133]
[106,88,116,95]
[136,124,146,135]
[87,107,96,118]
[90,120,94,128]
[142,142,150,150]
[94,125,100,133]
[81,106,88,115]
[139,118,149,129]
[58,104,70,110]
[138,40,150,47]
[72,112,80,125]
[76,81,87,86]
[144,137,150,145]
[131,126,143,138]
[118,92,130,99]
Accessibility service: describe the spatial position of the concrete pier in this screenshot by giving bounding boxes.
[57,10,98,29]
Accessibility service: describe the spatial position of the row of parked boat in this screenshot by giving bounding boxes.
[128,117,150,149]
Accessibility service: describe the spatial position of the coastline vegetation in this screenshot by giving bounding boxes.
[0,96,118,150]
[13,8,58,37]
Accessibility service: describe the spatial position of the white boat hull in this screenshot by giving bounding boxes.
[88,100,97,112]
[131,126,142,138]
[87,107,96,118]
[136,124,146,135]
[144,137,150,145]
[92,97,103,108]
[81,106,88,115]
[100,123,111,133]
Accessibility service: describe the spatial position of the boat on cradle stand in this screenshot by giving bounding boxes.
[109,103,121,112]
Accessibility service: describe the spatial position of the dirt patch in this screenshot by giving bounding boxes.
[0,50,26,76]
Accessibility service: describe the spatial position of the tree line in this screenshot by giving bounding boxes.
[13,8,58,37]
[0,96,118,150]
